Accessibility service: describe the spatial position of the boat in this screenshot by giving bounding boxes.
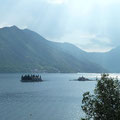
[21,75,43,82]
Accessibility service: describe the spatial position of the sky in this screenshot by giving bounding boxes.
[0,0,120,52]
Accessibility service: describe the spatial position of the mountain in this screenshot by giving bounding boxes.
[87,47,120,73]
[0,25,106,73]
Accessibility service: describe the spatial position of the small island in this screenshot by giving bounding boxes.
[21,75,43,82]
[77,76,91,81]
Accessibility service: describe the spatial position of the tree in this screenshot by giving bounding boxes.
[81,74,120,120]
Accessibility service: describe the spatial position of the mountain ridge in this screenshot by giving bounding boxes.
[0,26,107,73]
[87,46,120,72]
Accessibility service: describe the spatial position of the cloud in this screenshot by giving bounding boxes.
[0,23,12,28]
[47,0,67,4]
[51,30,113,52]
[0,0,120,52]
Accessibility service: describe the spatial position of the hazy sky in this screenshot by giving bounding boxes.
[0,0,120,52]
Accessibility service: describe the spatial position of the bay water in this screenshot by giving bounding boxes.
[0,73,119,120]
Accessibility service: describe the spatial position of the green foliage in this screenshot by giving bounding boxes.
[81,74,120,120]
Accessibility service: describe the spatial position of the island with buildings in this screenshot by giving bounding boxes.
[77,76,91,81]
[21,75,43,82]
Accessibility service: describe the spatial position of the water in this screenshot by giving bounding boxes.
[0,73,119,120]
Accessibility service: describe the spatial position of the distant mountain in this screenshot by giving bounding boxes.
[0,26,106,73]
[87,47,120,73]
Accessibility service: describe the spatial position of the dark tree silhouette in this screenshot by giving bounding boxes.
[81,74,120,120]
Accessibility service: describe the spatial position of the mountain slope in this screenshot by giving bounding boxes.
[0,26,106,73]
[86,47,120,72]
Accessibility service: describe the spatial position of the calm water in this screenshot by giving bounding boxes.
[0,73,119,120]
